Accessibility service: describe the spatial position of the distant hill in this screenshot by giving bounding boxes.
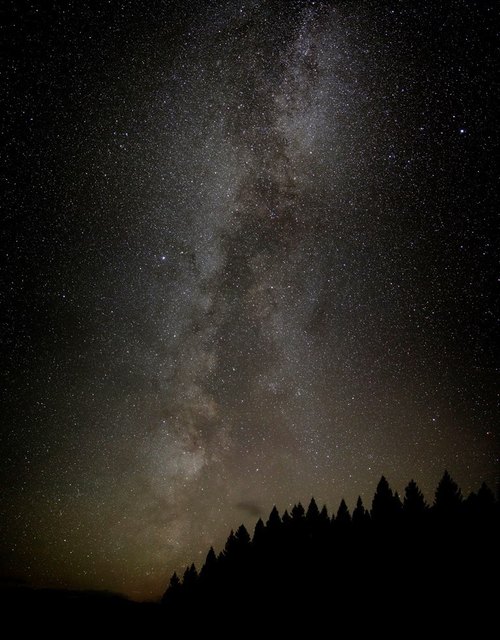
[0,585,160,633]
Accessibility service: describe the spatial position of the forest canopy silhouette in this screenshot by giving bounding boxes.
[161,472,499,629]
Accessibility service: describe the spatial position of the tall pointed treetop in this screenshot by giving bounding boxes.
[434,470,462,511]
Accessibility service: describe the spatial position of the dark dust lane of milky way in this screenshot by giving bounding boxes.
[2,1,497,599]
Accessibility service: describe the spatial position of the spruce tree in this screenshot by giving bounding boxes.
[352,496,367,526]
[403,480,427,518]
[336,499,351,526]
[434,471,462,514]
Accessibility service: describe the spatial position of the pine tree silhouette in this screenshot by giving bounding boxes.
[234,524,251,557]
[352,496,369,526]
[267,505,281,531]
[161,571,181,605]
[290,502,306,544]
[282,509,292,527]
[477,482,495,510]
[465,482,496,523]
[434,470,462,514]
[306,497,320,521]
[336,499,351,526]
[170,571,181,588]
[393,491,403,514]
[235,524,250,545]
[291,502,305,521]
[319,504,329,523]
[182,563,198,599]
[253,518,265,544]
[371,476,399,523]
[199,547,217,581]
[223,530,237,557]
[315,504,330,545]
[403,479,427,518]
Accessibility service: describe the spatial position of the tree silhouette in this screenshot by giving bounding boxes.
[336,499,351,526]
[199,547,217,581]
[393,491,403,514]
[235,524,250,546]
[290,503,306,543]
[403,480,427,518]
[182,563,198,599]
[371,476,400,523]
[465,482,496,522]
[233,524,251,561]
[434,470,462,514]
[315,504,330,542]
[291,502,305,521]
[477,482,495,510]
[319,505,329,523]
[170,571,181,588]
[282,509,292,527]
[306,497,320,522]
[253,518,265,545]
[223,530,237,557]
[267,505,281,531]
[352,496,369,526]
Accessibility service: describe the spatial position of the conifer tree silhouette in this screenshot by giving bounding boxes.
[223,530,237,557]
[477,482,495,510]
[371,476,398,523]
[434,470,462,514]
[403,480,427,518]
[199,547,217,581]
[291,502,305,521]
[465,482,495,524]
[267,506,281,531]
[282,509,292,527]
[306,497,320,522]
[169,571,181,589]
[352,496,368,526]
[182,563,198,599]
[161,571,181,605]
[253,518,265,545]
[306,498,321,540]
[313,504,330,546]
[336,499,351,526]
[290,503,306,543]
[319,504,329,523]
[234,524,251,554]
[393,491,403,514]
[235,524,250,545]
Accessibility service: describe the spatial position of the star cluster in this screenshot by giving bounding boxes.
[2,0,497,599]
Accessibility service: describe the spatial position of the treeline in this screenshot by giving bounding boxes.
[161,472,499,627]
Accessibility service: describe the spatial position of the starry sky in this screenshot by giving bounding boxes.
[2,0,498,600]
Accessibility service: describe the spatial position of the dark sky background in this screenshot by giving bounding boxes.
[2,0,498,600]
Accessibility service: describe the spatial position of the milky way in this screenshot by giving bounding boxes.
[2,1,497,598]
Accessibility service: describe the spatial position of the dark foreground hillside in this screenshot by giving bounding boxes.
[0,586,161,634]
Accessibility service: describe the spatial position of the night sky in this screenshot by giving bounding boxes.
[2,0,498,600]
